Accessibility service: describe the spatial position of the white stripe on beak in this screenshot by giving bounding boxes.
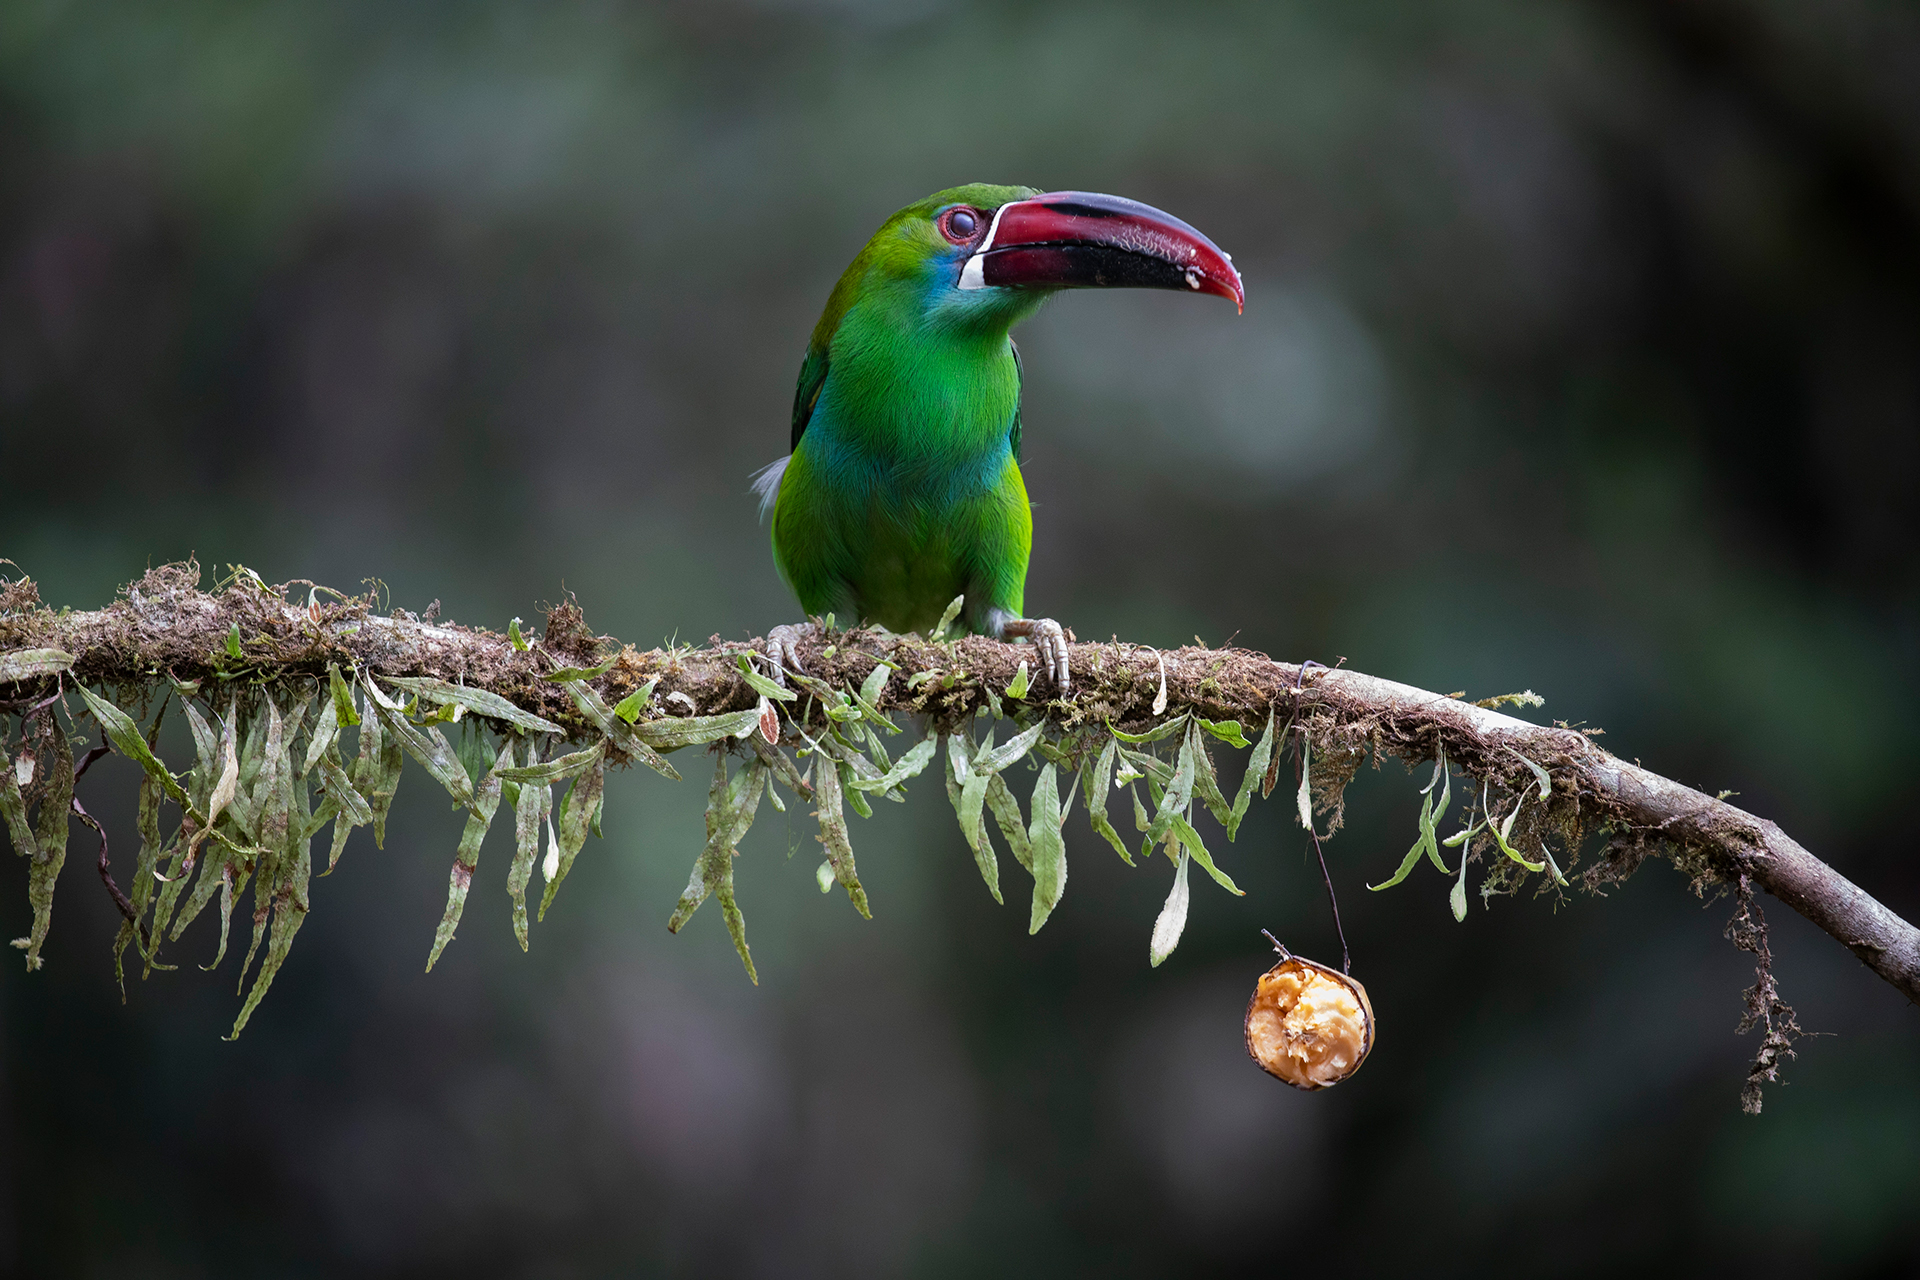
[956,201,1013,291]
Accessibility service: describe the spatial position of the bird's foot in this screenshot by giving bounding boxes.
[764,621,819,686]
[1000,617,1071,693]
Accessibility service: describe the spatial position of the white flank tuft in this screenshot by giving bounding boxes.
[749,456,789,521]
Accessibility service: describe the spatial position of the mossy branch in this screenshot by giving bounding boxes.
[3,562,1914,1110]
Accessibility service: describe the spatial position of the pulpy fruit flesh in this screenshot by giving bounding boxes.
[1245,956,1374,1089]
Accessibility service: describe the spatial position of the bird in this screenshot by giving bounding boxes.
[754,183,1243,692]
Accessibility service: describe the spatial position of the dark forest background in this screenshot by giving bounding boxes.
[3,2,1918,1276]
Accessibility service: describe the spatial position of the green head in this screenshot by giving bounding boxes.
[811,182,1245,349]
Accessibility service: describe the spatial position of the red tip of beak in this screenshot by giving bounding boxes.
[966,191,1244,313]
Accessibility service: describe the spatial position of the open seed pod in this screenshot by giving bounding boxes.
[1244,952,1375,1090]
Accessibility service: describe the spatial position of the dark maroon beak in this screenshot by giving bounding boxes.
[957,190,1244,312]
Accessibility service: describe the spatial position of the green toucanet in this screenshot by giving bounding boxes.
[755,183,1243,690]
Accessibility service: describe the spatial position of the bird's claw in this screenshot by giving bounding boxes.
[1031,618,1070,693]
[1002,616,1071,693]
[765,622,816,687]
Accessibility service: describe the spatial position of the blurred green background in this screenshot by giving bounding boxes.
[3,1,1918,1275]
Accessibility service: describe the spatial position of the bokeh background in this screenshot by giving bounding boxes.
[3,1,1919,1275]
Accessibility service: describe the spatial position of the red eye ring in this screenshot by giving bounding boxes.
[940,207,981,244]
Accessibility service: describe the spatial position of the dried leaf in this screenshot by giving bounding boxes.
[971,721,1045,776]
[1507,748,1553,800]
[841,759,874,819]
[846,734,936,794]
[310,746,368,824]
[1370,789,1441,892]
[931,594,965,641]
[0,648,73,683]
[496,745,603,784]
[201,862,242,972]
[1427,763,1453,872]
[302,691,340,777]
[1188,726,1232,828]
[365,682,474,810]
[1120,747,1174,790]
[583,687,741,767]
[750,735,812,800]
[236,696,293,984]
[145,832,190,964]
[1005,661,1030,701]
[177,703,214,780]
[944,735,1003,903]
[942,734,1005,898]
[1081,736,1132,864]
[1108,713,1189,745]
[12,718,70,969]
[76,685,190,809]
[1026,764,1068,934]
[226,708,268,838]
[843,673,898,735]
[231,886,306,1035]
[327,662,361,726]
[1149,846,1191,968]
[0,744,38,861]
[729,652,797,706]
[985,773,1031,874]
[1227,708,1276,841]
[344,692,391,846]
[544,657,617,682]
[1541,848,1569,886]
[507,738,552,949]
[418,703,462,728]
[279,690,315,769]
[538,744,606,920]
[230,725,320,1037]
[859,659,894,708]
[113,773,167,990]
[1143,728,1198,853]
[1296,731,1313,832]
[426,739,511,971]
[1169,811,1243,896]
[811,756,869,918]
[669,756,766,982]
[1196,717,1250,748]
[615,677,663,721]
[1489,791,1545,872]
[1450,840,1470,922]
[382,675,563,735]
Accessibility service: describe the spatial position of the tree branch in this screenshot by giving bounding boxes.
[2,563,1914,1101]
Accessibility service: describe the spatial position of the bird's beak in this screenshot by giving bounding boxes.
[957,191,1244,312]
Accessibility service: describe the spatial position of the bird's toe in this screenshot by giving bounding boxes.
[1030,617,1070,693]
[765,622,815,685]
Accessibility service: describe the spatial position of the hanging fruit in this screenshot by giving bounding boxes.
[1245,946,1374,1090]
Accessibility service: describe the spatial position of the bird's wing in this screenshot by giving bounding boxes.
[791,346,829,452]
[1009,339,1024,463]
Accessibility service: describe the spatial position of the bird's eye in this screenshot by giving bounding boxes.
[942,208,980,243]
